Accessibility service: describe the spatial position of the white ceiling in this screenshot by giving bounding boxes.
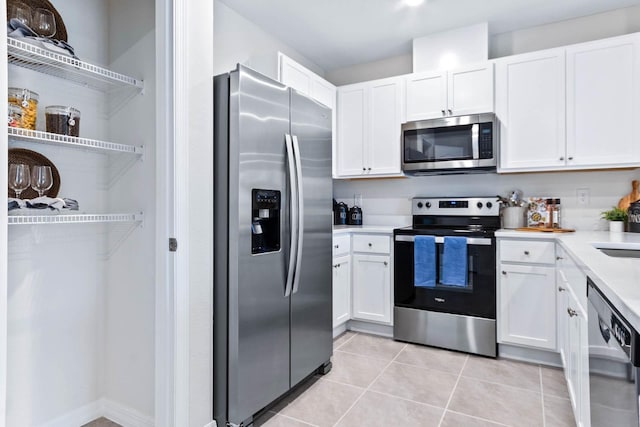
[218,0,640,71]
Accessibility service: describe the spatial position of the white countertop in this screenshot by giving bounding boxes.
[497,230,640,331]
[333,225,402,234]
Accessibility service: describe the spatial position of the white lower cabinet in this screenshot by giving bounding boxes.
[332,254,351,328]
[498,264,557,350]
[352,253,391,324]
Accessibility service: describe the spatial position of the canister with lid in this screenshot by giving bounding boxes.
[45,106,81,137]
[628,200,640,233]
[8,87,39,130]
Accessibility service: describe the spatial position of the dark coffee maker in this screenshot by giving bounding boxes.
[333,199,348,225]
[348,205,363,225]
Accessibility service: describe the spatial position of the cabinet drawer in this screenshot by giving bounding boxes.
[352,234,390,254]
[333,234,351,257]
[500,240,555,264]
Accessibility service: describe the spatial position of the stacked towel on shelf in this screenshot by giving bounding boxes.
[8,197,79,212]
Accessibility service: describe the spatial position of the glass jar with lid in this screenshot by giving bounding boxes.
[8,87,39,130]
[45,105,81,137]
[8,103,22,127]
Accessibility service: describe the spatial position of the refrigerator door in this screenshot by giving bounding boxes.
[289,90,333,387]
[227,65,292,424]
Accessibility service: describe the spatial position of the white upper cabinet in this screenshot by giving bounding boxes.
[336,76,403,178]
[280,54,313,96]
[405,63,494,122]
[496,49,566,171]
[566,34,640,168]
[498,33,640,173]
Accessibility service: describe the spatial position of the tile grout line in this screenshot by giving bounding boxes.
[540,366,546,427]
[275,411,320,427]
[330,343,409,427]
[437,354,469,427]
[333,348,397,363]
[333,331,359,351]
[457,373,543,395]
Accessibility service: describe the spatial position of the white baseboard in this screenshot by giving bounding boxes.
[38,400,101,427]
[498,344,563,368]
[203,421,217,427]
[347,320,393,337]
[332,323,348,338]
[100,398,154,427]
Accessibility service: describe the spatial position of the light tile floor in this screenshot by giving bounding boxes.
[254,331,575,427]
[82,418,121,427]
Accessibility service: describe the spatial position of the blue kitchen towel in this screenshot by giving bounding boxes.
[414,235,436,287]
[441,236,468,287]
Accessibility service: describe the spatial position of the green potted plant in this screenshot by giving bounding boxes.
[601,207,628,232]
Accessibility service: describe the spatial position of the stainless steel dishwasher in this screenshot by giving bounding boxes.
[588,277,640,426]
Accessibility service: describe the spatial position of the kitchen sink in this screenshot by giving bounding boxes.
[596,248,640,258]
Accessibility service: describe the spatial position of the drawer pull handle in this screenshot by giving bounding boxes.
[558,286,566,292]
[567,308,578,317]
[524,251,530,255]
[384,261,388,266]
[556,256,563,260]
[501,271,507,275]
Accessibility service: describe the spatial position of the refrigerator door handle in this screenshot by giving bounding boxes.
[292,135,304,294]
[285,134,298,297]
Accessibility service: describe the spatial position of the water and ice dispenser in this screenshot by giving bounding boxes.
[251,189,281,254]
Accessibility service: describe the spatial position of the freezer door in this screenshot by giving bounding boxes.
[289,90,333,387]
[227,65,292,424]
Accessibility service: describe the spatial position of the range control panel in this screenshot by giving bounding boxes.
[412,197,500,217]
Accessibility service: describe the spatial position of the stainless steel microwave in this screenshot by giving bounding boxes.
[401,113,497,175]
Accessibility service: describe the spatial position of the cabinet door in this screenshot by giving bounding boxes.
[565,289,588,427]
[352,254,391,324]
[447,63,494,116]
[566,35,640,168]
[498,264,557,350]
[495,49,566,171]
[368,78,402,176]
[337,85,367,176]
[280,54,312,96]
[332,255,351,328]
[311,78,336,110]
[405,71,447,121]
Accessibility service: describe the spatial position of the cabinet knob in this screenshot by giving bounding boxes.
[368,243,372,247]
[524,251,530,255]
[559,157,564,161]
[448,109,453,115]
[568,157,574,161]
[334,264,339,268]
[501,271,507,275]
[441,109,446,116]
[368,167,372,171]
[362,167,366,171]
[558,286,566,292]
[567,308,578,317]
[384,261,388,266]
[556,256,563,260]
[334,244,339,249]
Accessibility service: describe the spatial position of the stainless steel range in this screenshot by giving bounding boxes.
[393,197,500,357]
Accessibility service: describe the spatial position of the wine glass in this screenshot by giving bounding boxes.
[8,163,30,198]
[8,2,32,27]
[30,165,53,198]
[32,8,56,38]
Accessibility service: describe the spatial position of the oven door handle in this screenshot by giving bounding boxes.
[394,235,492,246]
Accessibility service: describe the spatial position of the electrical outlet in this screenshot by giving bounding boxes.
[354,193,363,207]
[577,188,590,206]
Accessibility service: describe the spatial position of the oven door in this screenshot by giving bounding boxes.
[394,233,496,319]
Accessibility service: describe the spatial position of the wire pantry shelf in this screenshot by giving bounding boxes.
[8,127,143,155]
[7,38,144,92]
[8,213,143,225]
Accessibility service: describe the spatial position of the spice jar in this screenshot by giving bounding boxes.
[8,103,22,127]
[45,106,81,137]
[8,87,39,130]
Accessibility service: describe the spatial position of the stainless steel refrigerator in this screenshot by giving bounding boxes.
[213,65,333,427]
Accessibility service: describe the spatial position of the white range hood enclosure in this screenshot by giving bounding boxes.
[413,22,489,72]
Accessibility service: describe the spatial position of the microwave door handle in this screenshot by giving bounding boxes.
[471,124,479,159]
[291,135,304,295]
[285,134,298,298]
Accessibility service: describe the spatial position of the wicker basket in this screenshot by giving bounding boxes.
[7,0,68,42]
[8,148,61,199]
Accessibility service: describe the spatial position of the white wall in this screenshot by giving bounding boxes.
[213,0,325,78]
[334,169,640,231]
[490,5,640,58]
[325,5,640,85]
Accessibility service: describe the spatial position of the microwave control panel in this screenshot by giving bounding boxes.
[479,122,493,159]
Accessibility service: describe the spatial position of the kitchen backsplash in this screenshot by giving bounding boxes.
[333,169,640,231]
